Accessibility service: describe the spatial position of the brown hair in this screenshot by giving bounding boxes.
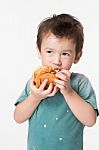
[36,13,84,55]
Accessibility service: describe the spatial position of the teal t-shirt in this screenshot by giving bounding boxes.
[15,73,98,150]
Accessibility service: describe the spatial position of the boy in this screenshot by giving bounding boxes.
[14,13,98,150]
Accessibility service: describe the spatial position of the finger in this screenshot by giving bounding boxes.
[30,77,35,86]
[55,78,66,87]
[29,78,37,94]
[56,72,67,82]
[30,78,36,90]
[43,83,53,95]
[55,83,65,90]
[48,86,59,97]
[60,69,71,77]
[39,79,48,90]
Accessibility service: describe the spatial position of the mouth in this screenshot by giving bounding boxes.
[43,65,61,72]
[55,68,61,72]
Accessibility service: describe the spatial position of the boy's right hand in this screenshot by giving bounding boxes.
[30,77,58,101]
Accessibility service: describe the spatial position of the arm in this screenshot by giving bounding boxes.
[63,89,97,127]
[14,94,41,124]
[14,78,58,124]
[55,70,97,127]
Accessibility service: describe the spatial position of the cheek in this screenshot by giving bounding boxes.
[41,56,51,65]
[62,60,73,69]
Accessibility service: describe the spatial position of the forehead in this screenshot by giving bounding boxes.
[42,33,75,43]
[41,33,76,50]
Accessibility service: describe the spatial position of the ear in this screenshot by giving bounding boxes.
[74,51,82,64]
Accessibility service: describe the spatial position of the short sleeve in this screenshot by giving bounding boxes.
[14,79,30,106]
[78,75,98,115]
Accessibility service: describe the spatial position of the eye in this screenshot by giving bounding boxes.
[62,52,70,56]
[46,50,52,54]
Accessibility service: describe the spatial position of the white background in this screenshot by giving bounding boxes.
[0,0,99,149]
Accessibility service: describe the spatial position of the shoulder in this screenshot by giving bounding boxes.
[71,72,98,111]
[71,72,87,80]
[71,72,91,92]
[71,72,89,84]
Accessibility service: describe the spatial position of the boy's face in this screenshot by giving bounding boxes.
[39,33,81,70]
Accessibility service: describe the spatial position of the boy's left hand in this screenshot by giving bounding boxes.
[55,69,72,95]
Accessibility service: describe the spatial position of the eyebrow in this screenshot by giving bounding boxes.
[45,47,72,53]
[45,47,55,50]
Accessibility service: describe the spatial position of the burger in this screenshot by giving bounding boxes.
[33,66,59,88]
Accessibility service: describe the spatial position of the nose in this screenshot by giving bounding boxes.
[53,54,62,66]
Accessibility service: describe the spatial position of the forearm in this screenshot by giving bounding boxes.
[64,90,97,127]
[14,94,41,123]
[14,77,58,124]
